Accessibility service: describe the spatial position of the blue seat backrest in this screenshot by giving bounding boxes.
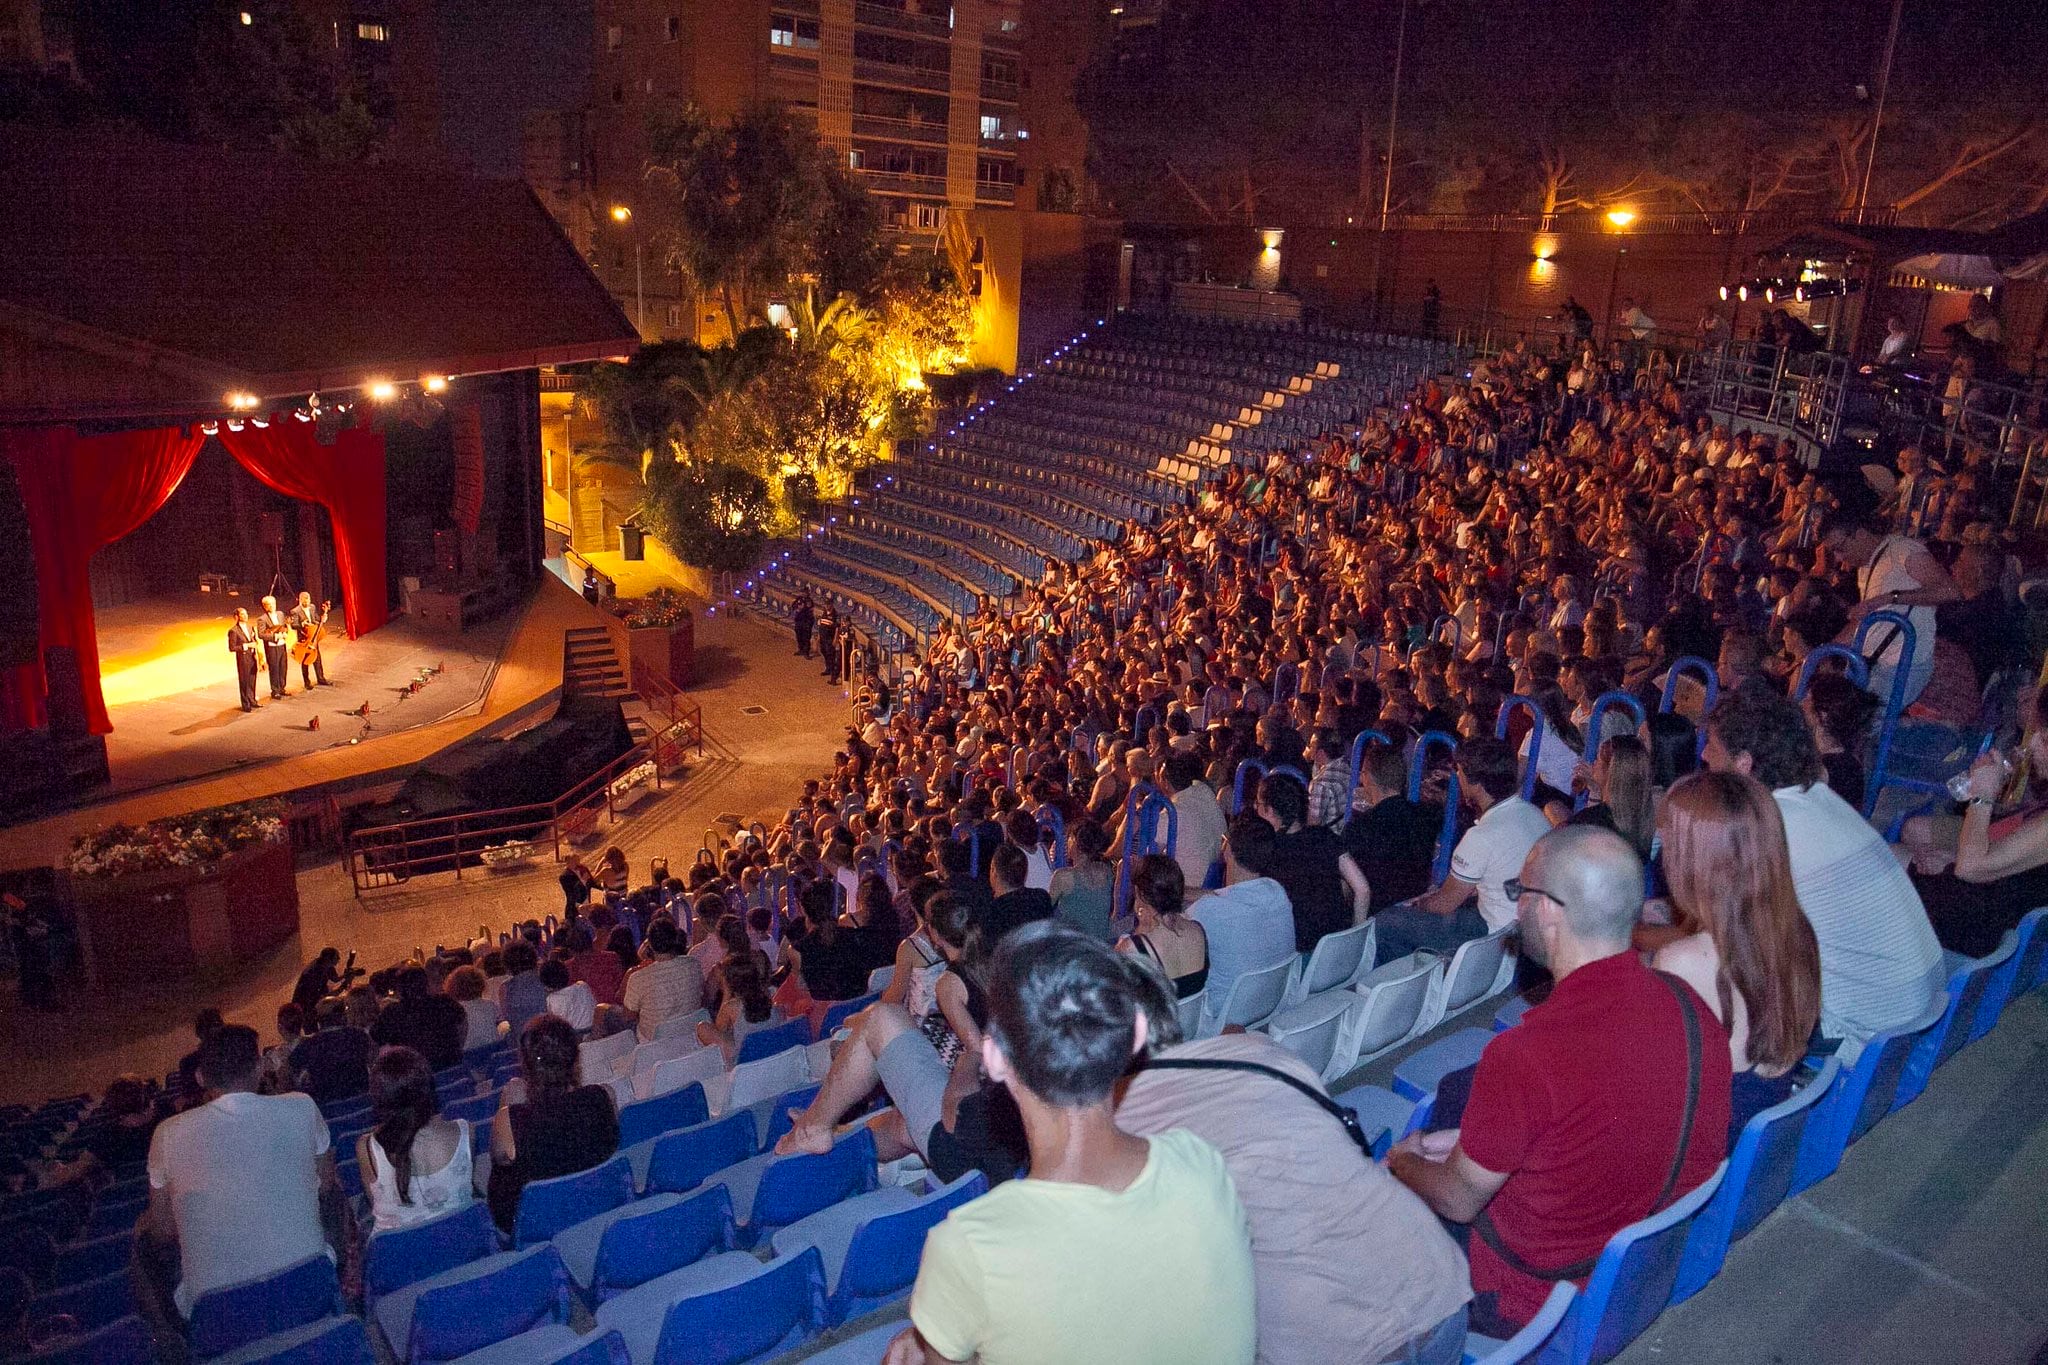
[552,1330,632,1365]
[240,1316,377,1365]
[1792,993,1947,1192]
[409,1246,572,1365]
[33,1268,135,1333]
[617,1084,712,1149]
[817,993,881,1041]
[365,1202,501,1302]
[1565,1165,1725,1365]
[1971,918,2040,1043]
[748,1129,879,1239]
[593,1186,738,1302]
[760,1086,823,1153]
[23,1315,153,1365]
[736,1019,813,1065]
[516,1155,636,1248]
[187,1253,343,1359]
[646,1111,760,1195]
[831,1174,989,1321]
[651,1247,826,1365]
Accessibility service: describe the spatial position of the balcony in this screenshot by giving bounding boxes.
[975,180,1017,205]
[857,168,950,198]
[854,2,953,40]
[769,50,819,75]
[982,23,1022,49]
[978,132,1017,152]
[852,112,951,146]
[854,58,950,93]
[980,77,1019,103]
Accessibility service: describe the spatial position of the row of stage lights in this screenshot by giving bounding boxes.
[212,374,454,428]
[1719,278,1862,305]
[705,319,1112,622]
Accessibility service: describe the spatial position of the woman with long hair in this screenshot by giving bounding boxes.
[486,1015,619,1234]
[696,953,783,1064]
[1048,817,1115,941]
[359,1046,474,1232]
[1552,735,1655,861]
[1653,770,1822,1141]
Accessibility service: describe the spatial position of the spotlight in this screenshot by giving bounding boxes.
[224,390,261,411]
[368,380,399,402]
[1718,285,1731,301]
[422,375,449,394]
[1737,284,1749,302]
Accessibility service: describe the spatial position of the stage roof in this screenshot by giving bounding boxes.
[0,128,641,422]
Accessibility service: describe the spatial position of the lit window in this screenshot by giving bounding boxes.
[666,16,679,41]
[356,21,389,41]
[770,14,793,45]
[980,115,1001,139]
[606,24,622,50]
[666,304,683,328]
[848,149,865,169]
[914,204,945,230]
[239,10,253,25]
[1000,17,1019,31]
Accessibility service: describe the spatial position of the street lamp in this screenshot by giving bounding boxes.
[1604,207,1637,229]
[609,204,643,336]
[1602,209,1635,347]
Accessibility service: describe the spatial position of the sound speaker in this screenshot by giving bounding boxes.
[259,512,285,548]
[43,645,87,737]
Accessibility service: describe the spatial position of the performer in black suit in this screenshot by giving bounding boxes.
[228,608,262,712]
[288,591,331,689]
[257,594,291,698]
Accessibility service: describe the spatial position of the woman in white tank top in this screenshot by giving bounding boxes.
[358,1046,476,1233]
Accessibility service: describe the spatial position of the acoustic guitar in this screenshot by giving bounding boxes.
[293,602,333,666]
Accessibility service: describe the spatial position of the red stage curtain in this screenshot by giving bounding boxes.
[217,422,389,641]
[0,425,206,734]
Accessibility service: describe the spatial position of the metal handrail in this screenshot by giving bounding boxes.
[1410,730,1462,884]
[1495,695,1544,801]
[1577,692,1648,810]
[1115,781,1178,925]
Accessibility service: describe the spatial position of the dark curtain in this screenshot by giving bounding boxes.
[217,421,390,640]
[1,425,206,734]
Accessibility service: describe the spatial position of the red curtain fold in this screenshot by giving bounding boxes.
[217,422,389,641]
[1,425,206,734]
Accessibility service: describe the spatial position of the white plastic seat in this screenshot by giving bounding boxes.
[1417,924,1518,1034]
[1173,988,1207,1041]
[1343,953,1441,1068]
[1200,954,1297,1038]
[578,1031,636,1087]
[712,1046,811,1116]
[638,1046,725,1102]
[1258,992,1356,1083]
[1281,922,1375,1007]
[625,1035,705,1081]
[651,1008,711,1043]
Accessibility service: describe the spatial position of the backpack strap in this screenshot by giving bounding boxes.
[1471,969,1703,1284]
[1138,1056,1374,1160]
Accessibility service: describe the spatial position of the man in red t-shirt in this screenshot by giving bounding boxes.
[1388,825,1730,1331]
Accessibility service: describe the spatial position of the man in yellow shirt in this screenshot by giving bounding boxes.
[888,922,1256,1365]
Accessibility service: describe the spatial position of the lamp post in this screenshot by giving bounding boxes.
[611,204,644,336]
[1601,209,1635,350]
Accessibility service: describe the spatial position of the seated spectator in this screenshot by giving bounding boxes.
[1342,741,1441,913]
[1704,688,1944,1051]
[1117,854,1209,999]
[539,959,597,1033]
[1008,809,1054,890]
[445,965,503,1053]
[1306,727,1352,829]
[1049,817,1116,941]
[1916,701,2048,955]
[1801,672,1878,809]
[498,941,549,1040]
[1649,772,1822,1141]
[72,1075,163,1169]
[175,1008,225,1099]
[142,1025,342,1321]
[487,1015,619,1235]
[891,922,1256,1365]
[357,1046,474,1232]
[787,879,872,1003]
[290,997,374,1105]
[695,954,783,1065]
[1163,751,1230,891]
[1388,826,1730,1334]
[1116,951,1472,1365]
[619,917,705,1042]
[1189,815,1296,1016]
[562,924,625,1009]
[263,1003,307,1094]
[983,842,1057,945]
[372,964,466,1069]
[1256,772,1366,950]
[1555,734,1655,862]
[1374,738,1550,964]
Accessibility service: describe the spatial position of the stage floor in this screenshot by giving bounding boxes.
[93,592,516,797]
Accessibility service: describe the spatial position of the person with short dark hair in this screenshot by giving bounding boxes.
[292,946,358,1019]
[371,964,466,1069]
[486,1015,619,1234]
[500,940,549,1039]
[1188,816,1296,1028]
[539,958,596,1032]
[1816,498,1958,708]
[1372,737,1549,964]
[1162,749,1229,890]
[290,996,374,1104]
[1255,772,1365,952]
[445,965,503,1052]
[619,916,705,1041]
[982,841,1055,946]
[144,1025,340,1319]
[1342,740,1442,913]
[892,922,1255,1365]
[175,1008,225,1099]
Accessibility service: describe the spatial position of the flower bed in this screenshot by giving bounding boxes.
[610,761,658,805]
[481,839,540,868]
[68,799,288,880]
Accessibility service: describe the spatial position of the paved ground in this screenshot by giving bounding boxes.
[0,602,849,1104]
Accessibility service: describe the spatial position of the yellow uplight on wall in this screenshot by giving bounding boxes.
[1605,208,1637,229]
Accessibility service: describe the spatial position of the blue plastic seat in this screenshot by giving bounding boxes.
[1971,909,2047,1043]
[32,1267,137,1333]
[593,1246,827,1365]
[739,1127,878,1246]
[1460,1282,1577,1364]
[21,1314,154,1365]
[207,1315,375,1365]
[364,1202,501,1303]
[189,1253,344,1359]
[771,1171,989,1325]
[758,1085,823,1152]
[615,1085,712,1150]
[1546,1163,1727,1365]
[1671,1057,1840,1303]
[734,1018,813,1065]
[515,1154,635,1248]
[51,1229,132,1287]
[1391,1027,1493,1102]
[373,1246,573,1365]
[640,1111,759,1195]
[1331,1083,1422,1159]
[451,1326,630,1365]
[551,1185,737,1301]
[1493,994,1534,1032]
[1791,992,1949,1193]
[815,992,881,1041]
[1897,934,2020,1106]
[444,1092,501,1126]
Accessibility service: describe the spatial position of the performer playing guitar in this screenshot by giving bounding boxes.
[257,595,292,699]
[289,592,334,689]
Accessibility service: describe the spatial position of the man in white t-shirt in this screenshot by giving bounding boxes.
[1189,816,1297,1032]
[1818,504,1958,708]
[1162,751,1228,890]
[1374,738,1550,964]
[620,918,706,1042]
[142,1025,339,1321]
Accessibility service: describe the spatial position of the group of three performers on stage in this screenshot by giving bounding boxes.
[227,591,333,713]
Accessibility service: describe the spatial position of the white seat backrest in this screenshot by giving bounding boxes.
[578,1031,637,1087]
[632,1035,707,1077]
[1298,924,1372,1000]
[1174,989,1208,1040]
[726,1047,811,1112]
[604,1073,636,1112]
[1351,957,1440,1061]
[653,1008,711,1043]
[1444,927,1516,1016]
[1263,994,1353,1082]
[867,965,895,995]
[639,1045,725,1102]
[1219,955,1297,1031]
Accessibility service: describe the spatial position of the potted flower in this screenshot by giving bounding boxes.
[481,839,539,871]
[609,760,658,810]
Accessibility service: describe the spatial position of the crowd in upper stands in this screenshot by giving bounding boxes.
[10,317,2048,1364]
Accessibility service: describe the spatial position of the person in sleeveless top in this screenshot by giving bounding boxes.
[1118,854,1209,999]
[357,1046,474,1233]
[1049,818,1117,941]
[487,1016,619,1234]
[697,953,785,1064]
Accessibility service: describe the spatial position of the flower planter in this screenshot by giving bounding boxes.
[70,839,299,986]
[628,618,695,689]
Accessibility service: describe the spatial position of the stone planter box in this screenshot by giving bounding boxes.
[71,839,299,986]
[629,617,695,689]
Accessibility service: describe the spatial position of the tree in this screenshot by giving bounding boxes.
[642,456,773,573]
